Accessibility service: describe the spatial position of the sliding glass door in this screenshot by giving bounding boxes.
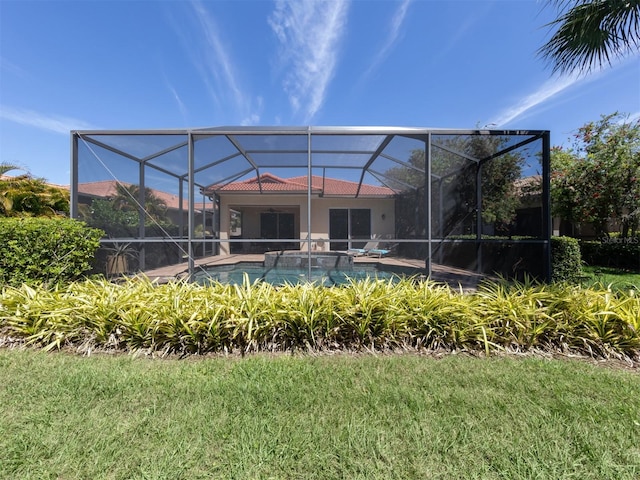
[329,209,371,251]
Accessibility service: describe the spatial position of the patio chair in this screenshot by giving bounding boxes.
[366,243,398,258]
[347,241,379,257]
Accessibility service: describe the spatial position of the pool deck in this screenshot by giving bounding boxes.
[141,252,488,290]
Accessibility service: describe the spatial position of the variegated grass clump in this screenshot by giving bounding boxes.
[0,276,638,359]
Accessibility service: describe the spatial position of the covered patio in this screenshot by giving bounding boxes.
[70,126,551,283]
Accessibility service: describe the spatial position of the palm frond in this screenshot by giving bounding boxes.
[0,162,26,177]
[539,0,640,74]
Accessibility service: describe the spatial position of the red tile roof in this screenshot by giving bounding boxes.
[76,180,208,210]
[209,173,395,197]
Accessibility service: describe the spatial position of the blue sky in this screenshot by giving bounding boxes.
[1,0,638,186]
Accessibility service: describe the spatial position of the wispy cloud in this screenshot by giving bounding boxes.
[360,0,412,81]
[170,1,261,125]
[0,57,31,80]
[269,0,350,122]
[429,3,493,68]
[189,0,244,109]
[241,96,263,126]
[489,72,586,127]
[491,52,640,128]
[0,106,96,134]
[163,73,190,127]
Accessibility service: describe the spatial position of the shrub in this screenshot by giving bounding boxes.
[0,217,104,286]
[580,238,640,270]
[1,277,638,358]
[0,171,69,217]
[551,236,582,282]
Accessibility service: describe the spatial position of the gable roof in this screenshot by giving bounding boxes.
[208,173,395,197]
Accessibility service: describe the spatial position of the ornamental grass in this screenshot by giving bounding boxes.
[1,276,638,360]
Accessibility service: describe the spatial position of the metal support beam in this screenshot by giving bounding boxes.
[438,180,444,239]
[476,163,483,274]
[178,179,184,264]
[226,135,261,192]
[70,133,79,218]
[188,133,195,279]
[478,133,544,166]
[138,161,146,271]
[79,135,142,163]
[140,141,188,163]
[542,131,552,282]
[425,133,432,276]
[356,135,394,197]
[307,128,312,280]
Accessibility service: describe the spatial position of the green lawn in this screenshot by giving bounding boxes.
[1,350,639,479]
[582,266,640,292]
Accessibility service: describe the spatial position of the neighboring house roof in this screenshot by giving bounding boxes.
[1,174,67,190]
[77,180,208,211]
[208,173,395,197]
[513,175,542,196]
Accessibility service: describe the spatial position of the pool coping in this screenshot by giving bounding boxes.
[141,252,488,290]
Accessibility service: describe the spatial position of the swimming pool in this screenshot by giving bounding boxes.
[193,262,410,286]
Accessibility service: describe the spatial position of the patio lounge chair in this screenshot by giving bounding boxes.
[366,243,398,258]
[347,241,379,257]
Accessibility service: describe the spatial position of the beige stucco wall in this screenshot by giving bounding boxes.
[218,194,395,254]
[308,197,395,251]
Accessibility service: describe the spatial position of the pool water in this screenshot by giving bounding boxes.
[193,262,401,286]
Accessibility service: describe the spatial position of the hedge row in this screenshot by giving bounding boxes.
[0,216,630,286]
[1,277,638,358]
[580,238,640,270]
[0,217,104,286]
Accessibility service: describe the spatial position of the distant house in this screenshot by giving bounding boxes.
[76,180,213,232]
[206,173,396,254]
[75,175,396,254]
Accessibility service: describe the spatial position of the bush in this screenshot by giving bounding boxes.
[581,238,640,271]
[0,217,104,286]
[1,277,638,358]
[551,236,582,282]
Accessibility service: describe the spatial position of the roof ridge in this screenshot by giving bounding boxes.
[246,172,288,184]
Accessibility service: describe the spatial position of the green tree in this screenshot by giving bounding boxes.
[85,198,138,237]
[384,136,524,236]
[0,163,69,217]
[0,162,22,214]
[551,112,640,237]
[83,183,172,237]
[112,183,168,220]
[540,0,640,74]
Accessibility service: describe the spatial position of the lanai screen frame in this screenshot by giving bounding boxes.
[70,126,551,282]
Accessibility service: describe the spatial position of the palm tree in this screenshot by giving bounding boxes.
[0,163,69,217]
[112,183,167,220]
[0,163,23,214]
[539,0,640,74]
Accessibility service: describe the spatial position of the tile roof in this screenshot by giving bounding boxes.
[209,173,395,197]
[76,180,208,210]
